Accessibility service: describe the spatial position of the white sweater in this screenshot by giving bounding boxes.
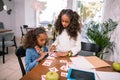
[52,29,81,56]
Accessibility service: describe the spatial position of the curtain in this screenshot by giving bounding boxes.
[102,0,120,62]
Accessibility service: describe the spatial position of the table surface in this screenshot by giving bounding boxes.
[20,56,116,80]
[0,29,12,33]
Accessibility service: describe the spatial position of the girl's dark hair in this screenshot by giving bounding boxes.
[23,27,46,49]
[54,9,82,40]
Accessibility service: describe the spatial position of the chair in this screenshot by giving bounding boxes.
[20,25,28,43]
[0,0,4,11]
[15,46,26,76]
[0,32,17,63]
[20,26,24,41]
[0,37,5,63]
[0,22,4,29]
[20,26,26,43]
[78,42,101,56]
[23,25,28,32]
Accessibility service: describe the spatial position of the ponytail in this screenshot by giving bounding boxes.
[73,12,80,22]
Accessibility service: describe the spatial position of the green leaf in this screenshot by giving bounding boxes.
[86,18,118,59]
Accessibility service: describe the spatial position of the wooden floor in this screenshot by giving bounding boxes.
[0,37,24,80]
[0,37,53,80]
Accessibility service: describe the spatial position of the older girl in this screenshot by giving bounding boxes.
[50,9,82,57]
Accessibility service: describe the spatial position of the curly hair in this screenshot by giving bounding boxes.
[54,9,82,40]
[23,27,46,49]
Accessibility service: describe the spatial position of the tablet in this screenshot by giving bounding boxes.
[67,68,96,80]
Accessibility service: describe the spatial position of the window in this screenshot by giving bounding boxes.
[75,0,104,22]
[36,0,67,27]
[74,0,104,41]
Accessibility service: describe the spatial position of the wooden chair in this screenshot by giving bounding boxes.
[15,46,26,76]
[78,42,101,56]
[0,32,17,63]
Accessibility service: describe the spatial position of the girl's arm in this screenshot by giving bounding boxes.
[25,49,39,73]
[50,35,59,52]
[70,33,81,56]
[50,45,56,52]
[56,51,68,57]
[34,46,48,62]
[37,52,48,61]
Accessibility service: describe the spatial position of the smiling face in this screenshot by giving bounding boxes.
[61,14,70,28]
[37,32,47,47]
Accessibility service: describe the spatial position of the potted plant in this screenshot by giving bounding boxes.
[48,24,52,30]
[86,19,118,59]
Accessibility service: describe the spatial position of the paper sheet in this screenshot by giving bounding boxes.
[70,56,119,80]
[70,56,94,69]
[85,56,111,68]
[70,56,111,69]
[96,71,120,80]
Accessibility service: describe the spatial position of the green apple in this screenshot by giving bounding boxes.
[46,71,59,80]
[112,62,120,71]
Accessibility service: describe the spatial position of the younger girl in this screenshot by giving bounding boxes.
[23,27,48,73]
[50,9,82,57]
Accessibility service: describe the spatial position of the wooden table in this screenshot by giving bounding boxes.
[20,56,115,80]
[0,29,12,33]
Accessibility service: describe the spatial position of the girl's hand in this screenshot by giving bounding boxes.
[50,45,56,52]
[56,51,68,57]
[35,45,43,54]
[37,52,48,62]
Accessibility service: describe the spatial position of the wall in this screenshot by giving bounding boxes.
[102,0,120,62]
[67,0,73,9]
[0,0,72,37]
[25,0,36,27]
[0,0,36,37]
[14,0,25,37]
[14,0,36,37]
[0,0,15,30]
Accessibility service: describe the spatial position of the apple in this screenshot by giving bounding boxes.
[112,62,120,71]
[46,71,59,80]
